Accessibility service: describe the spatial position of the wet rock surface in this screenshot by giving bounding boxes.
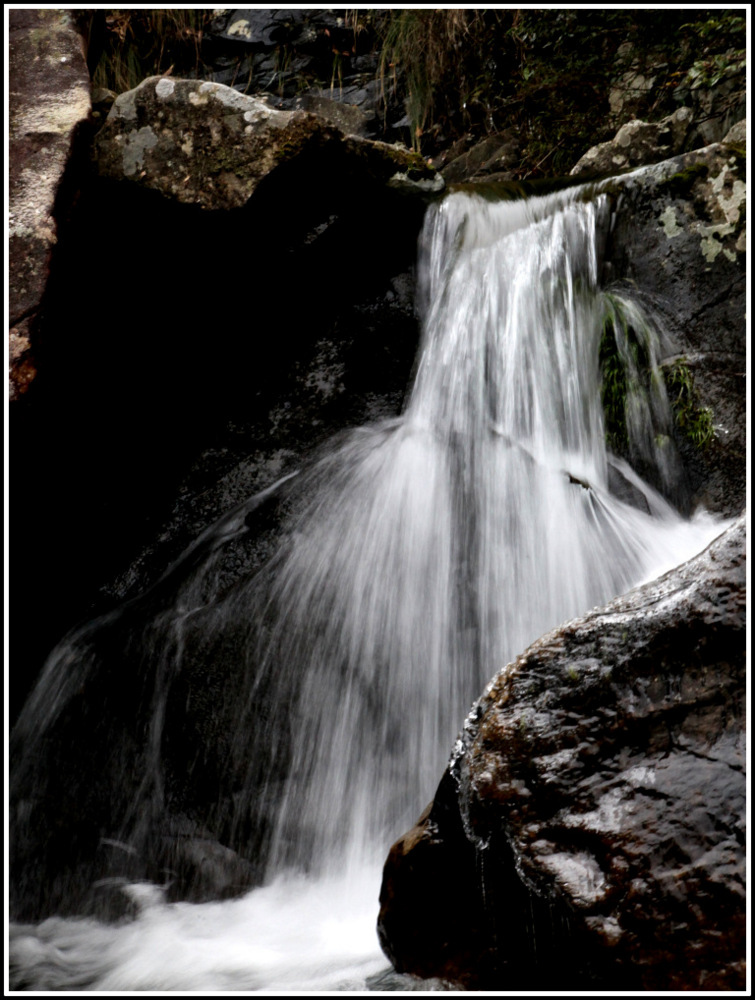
[9,12,746,960]
[94,76,432,211]
[379,516,746,990]
[603,140,746,516]
[8,8,91,399]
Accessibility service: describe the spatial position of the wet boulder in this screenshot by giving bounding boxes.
[379,515,746,990]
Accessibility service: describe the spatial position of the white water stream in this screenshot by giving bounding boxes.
[9,187,728,991]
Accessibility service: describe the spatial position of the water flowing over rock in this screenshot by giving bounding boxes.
[10,181,736,991]
[94,76,435,211]
[378,515,745,990]
[9,9,747,990]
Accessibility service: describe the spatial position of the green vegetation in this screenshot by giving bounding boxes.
[365,8,746,168]
[657,162,710,199]
[679,12,746,90]
[374,10,511,152]
[665,360,715,450]
[600,298,715,456]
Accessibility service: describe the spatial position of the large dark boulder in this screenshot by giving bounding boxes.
[379,516,746,990]
[10,64,433,920]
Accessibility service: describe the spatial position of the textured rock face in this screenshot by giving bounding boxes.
[94,76,434,210]
[8,8,91,399]
[572,58,745,179]
[379,516,746,990]
[571,106,697,177]
[438,130,521,184]
[603,141,746,516]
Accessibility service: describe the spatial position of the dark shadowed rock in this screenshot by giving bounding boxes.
[94,76,434,210]
[8,8,91,399]
[379,516,745,990]
[603,141,746,515]
[440,131,521,184]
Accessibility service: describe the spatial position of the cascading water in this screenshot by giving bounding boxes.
[9,185,728,991]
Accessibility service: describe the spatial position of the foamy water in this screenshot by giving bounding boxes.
[10,870,390,991]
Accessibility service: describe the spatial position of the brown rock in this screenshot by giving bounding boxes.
[8,9,91,399]
[440,131,521,184]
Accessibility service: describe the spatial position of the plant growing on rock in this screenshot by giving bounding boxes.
[664,359,715,450]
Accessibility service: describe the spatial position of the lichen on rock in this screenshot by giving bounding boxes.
[94,76,435,210]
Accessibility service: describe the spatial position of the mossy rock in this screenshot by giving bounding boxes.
[94,77,436,210]
[656,161,710,198]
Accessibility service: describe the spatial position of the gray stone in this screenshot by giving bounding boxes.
[441,131,521,184]
[674,60,746,150]
[723,117,746,145]
[295,93,371,136]
[571,107,695,177]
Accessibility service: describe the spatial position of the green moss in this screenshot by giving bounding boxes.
[664,359,715,450]
[200,141,259,180]
[380,144,432,178]
[658,161,709,198]
[449,173,590,201]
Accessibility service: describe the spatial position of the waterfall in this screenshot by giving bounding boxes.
[9,186,727,991]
